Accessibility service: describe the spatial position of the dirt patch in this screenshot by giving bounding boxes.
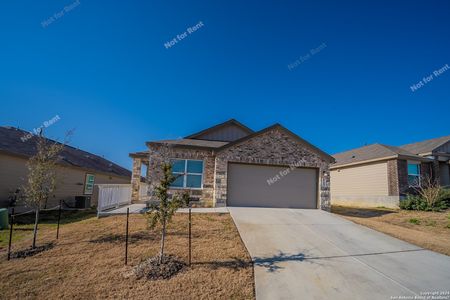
[332,206,450,256]
[10,242,54,259]
[133,255,186,280]
[0,213,255,299]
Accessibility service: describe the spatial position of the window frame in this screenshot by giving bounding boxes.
[407,161,421,187]
[169,159,204,189]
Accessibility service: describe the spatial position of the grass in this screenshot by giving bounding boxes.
[0,209,97,249]
[0,212,255,299]
[332,205,450,256]
[409,218,421,225]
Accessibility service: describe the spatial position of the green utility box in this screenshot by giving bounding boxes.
[0,208,9,229]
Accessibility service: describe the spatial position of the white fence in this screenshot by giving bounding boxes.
[96,183,150,212]
[97,184,132,211]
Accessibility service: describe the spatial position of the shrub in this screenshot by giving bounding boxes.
[400,195,428,211]
[400,194,447,211]
[400,178,449,211]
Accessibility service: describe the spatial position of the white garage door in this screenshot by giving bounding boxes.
[227,163,318,208]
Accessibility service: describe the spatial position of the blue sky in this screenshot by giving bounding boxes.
[0,0,449,169]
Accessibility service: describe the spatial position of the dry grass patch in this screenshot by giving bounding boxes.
[332,206,450,256]
[0,212,254,300]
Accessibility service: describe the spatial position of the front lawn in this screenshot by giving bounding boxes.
[0,212,255,299]
[332,205,450,256]
[0,208,97,249]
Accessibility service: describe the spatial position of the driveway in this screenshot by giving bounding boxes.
[229,207,450,300]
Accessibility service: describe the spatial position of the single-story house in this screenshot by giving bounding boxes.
[0,126,131,210]
[129,119,334,210]
[330,135,450,208]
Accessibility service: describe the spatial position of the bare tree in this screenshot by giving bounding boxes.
[23,129,70,249]
[413,175,442,208]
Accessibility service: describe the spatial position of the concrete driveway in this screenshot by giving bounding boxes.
[229,207,450,300]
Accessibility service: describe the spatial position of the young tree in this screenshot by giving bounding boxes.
[23,130,67,249]
[146,145,189,264]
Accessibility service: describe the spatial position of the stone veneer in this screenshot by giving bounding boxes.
[147,144,216,207]
[146,127,332,210]
[214,127,331,210]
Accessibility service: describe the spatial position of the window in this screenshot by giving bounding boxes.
[407,162,421,187]
[170,159,203,189]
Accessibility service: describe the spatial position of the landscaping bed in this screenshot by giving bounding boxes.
[332,205,450,256]
[0,213,255,299]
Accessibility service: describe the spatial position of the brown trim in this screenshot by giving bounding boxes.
[217,124,335,163]
[184,119,254,139]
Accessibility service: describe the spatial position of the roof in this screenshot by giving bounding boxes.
[400,135,450,155]
[0,126,131,178]
[217,123,335,162]
[147,139,229,149]
[332,143,429,168]
[184,119,254,140]
[129,150,150,158]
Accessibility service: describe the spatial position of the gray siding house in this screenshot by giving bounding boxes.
[130,119,334,210]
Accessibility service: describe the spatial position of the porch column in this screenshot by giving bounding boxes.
[131,158,142,202]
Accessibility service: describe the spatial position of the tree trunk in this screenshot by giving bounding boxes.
[32,208,40,249]
[159,219,166,264]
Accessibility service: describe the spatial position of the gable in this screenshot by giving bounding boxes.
[185,119,253,142]
[436,141,450,154]
[193,124,250,142]
[217,125,334,163]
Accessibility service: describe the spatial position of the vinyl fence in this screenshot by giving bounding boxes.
[97,184,132,212]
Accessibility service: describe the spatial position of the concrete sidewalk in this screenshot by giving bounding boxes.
[98,204,228,217]
[229,207,450,300]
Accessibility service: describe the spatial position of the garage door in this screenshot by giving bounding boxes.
[227,163,318,208]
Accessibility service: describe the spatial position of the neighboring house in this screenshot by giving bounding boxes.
[129,119,334,210]
[330,135,450,208]
[0,126,131,210]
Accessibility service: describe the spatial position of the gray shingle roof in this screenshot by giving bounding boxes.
[148,138,229,148]
[0,126,131,178]
[332,143,425,167]
[400,135,450,155]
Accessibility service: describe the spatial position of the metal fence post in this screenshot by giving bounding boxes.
[125,207,129,265]
[7,207,15,261]
[188,208,191,266]
[56,200,62,239]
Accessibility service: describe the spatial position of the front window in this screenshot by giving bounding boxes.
[407,162,421,187]
[170,159,203,189]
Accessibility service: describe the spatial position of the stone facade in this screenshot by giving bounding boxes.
[131,157,142,201]
[144,127,332,210]
[214,127,332,210]
[146,144,216,207]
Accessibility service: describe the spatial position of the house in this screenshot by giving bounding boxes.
[129,119,334,210]
[0,126,131,210]
[330,135,450,208]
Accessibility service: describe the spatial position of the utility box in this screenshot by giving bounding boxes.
[75,196,91,208]
[0,208,9,229]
